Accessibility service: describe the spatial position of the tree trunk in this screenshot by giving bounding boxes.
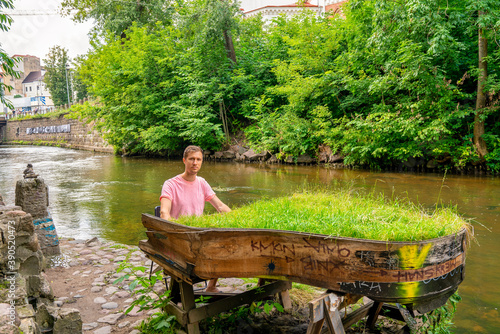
[474,14,488,160]
[223,29,237,64]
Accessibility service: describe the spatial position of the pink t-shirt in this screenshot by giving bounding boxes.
[160,175,216,219]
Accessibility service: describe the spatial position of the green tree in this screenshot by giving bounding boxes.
[60,0,180,37]
[72,55,89,101]
[44,46,73,106]
[465,0,500,160]
[0,0,19,108]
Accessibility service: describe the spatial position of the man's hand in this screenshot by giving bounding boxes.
[160,197,173,220]
[209,195,231,214]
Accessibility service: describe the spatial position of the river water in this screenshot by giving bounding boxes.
[0,145,498,332]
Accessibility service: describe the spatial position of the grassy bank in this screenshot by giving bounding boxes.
[178,190,468,242]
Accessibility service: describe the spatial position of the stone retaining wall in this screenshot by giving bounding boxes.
[2,115,113,153]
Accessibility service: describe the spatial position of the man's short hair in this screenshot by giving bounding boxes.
[183,145,203,159]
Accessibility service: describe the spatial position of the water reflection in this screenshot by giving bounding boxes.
[0,145,499,332]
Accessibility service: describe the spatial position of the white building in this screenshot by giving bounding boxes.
[242,0,347,21]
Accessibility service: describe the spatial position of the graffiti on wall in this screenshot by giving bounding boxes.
[26,124,71,135]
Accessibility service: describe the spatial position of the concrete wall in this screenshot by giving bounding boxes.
[1,114,114,153]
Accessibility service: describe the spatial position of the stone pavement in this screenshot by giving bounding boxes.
[45,237,256,334]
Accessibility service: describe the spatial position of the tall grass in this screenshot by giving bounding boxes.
[178,189,468,242]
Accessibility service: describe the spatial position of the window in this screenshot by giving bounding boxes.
[29,86,32,91]
[26,87,28,92]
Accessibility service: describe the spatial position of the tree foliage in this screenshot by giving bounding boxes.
[0,0,19,108]
[43,46,73,106]
[60,0,180,37]
[73,0,500,171]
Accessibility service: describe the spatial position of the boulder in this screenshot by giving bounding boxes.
[267,155,279,164]
[329,154,344,163]
[228,145,247,155]
[203,150,212,158]
[19,317,39,334]
[317,145,332,163]
[27,273,54,300]
[286,154,314,164]
[426,159,438,169]
[35,305,82,334]
[214,152,224,159]
[222,151,235,159]
[243,149,269,162]
[52,308,82,334]
[296,154,314,164]
[15,178,49,220]
[0,303,21,328]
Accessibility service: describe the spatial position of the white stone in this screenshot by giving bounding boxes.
[72,270,81,276]
[82,322,98,330]
[97,312,125,325]
[99,259,111,265]
[115,291,130,298]
[105,287,118,294]
[101,302,119,310]
[91,286,103,293]
[93,325,112,334]
[126,306,143,317]
[94,297,107,304]
[118,321,130,328]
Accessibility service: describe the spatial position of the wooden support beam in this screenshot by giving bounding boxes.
[341,301,374,329]
[179,279,200,334]
[188,280,292,324]
[307,293,345,334]
[367,301,384,329]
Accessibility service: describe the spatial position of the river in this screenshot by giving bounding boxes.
[0,145,498,332]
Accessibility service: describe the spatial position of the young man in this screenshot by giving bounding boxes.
[160,145,231,292]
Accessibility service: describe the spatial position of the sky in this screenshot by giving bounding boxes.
[0,0,298,65]
[0,0,94,63]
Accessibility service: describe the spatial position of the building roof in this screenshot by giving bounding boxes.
[12,54,40,59]
[244,1,318,14]
[22,71,43,84]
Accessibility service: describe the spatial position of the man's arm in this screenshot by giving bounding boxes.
[209,195,231,213]
[160,197,173,220]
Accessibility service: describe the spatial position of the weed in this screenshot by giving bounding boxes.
[416,292,462,334]
[114,261,180,333]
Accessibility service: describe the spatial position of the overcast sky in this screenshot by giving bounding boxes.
[0,0,94,64]
[0,0,296,65]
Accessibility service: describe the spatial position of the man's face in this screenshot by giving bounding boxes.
[183,151,203,175]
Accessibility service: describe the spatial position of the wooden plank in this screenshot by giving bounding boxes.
[366,301,384,329]
[397,303,419,332]
[179,279,200,334]
[309,293,342,323]
[341,301,374,329]
[279,289,292,311]
[306,319,325,334]
[324,304,345,334]
[139,241,198,282]
[140,214,468,308]
[188,280,292,324]
[308,293,344,334]
[163,302,187,326]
